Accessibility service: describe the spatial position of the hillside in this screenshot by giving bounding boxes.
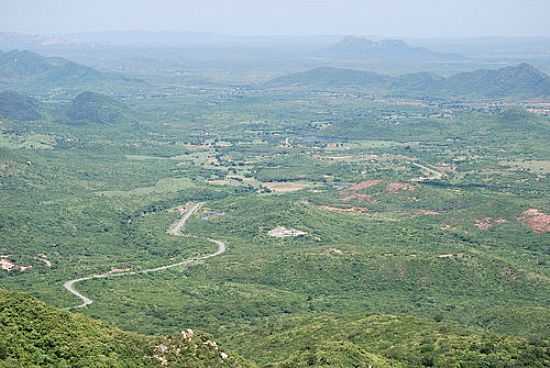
[0,50,102,84]
[317,36,461,62]
[433,63,550,98]
[0,289,254,368]
[66,91,130,124]
[266,67,391,89]
[229,314,550,367]
[0,90,41,121]
[266,63,550,98]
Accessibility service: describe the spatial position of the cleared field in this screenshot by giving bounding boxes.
[97,177,196,197]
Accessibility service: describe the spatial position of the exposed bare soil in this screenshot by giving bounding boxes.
[349,180,383,191]
[415,210,441,216]
[268,227,308,238]
[1,256,32,272]
[340,192,376,203]
[263,182,308,193]
[385,182,416,193]
[519,209,550,234]
[475,217,507,231]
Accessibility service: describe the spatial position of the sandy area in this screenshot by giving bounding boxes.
[268,227,308,238]
[263,182,308,193]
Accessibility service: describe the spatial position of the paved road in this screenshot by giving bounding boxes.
[63,203,225,310]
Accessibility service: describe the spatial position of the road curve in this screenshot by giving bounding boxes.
[63,203,225,310]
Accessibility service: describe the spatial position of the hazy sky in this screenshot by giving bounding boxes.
[2,0,550,38]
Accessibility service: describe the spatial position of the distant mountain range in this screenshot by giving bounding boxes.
[0,49,145,93]
[317,36,463,63]
[0,50,102,84]
[266,63,550,99]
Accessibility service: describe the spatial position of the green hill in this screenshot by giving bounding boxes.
[434,63,550,98]
[229,314,550,367]
[0,90,41,121]
[266,63,550,98]
[0,289,254,368]
[66,91,130,124]
[0,50,102,85]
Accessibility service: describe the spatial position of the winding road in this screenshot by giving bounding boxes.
[63,202,226,310]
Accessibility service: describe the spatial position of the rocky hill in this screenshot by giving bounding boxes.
[317,36,462,62]
[0,289,254,368]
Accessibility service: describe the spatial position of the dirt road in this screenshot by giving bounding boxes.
[63,202,225,310]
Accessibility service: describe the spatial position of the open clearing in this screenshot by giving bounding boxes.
[385,182,416,193]
[268,227,308,238]
[519,209,550,234]
[318,205,369,214]
[97,177,195,198]
[475,217,507,231]
[501,160,550,174]
[263,181,309,193]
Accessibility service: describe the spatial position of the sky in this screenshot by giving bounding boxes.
[1,0,550,38]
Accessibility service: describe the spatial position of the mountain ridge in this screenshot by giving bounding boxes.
[317,36,463,62]
[266,63,550,98]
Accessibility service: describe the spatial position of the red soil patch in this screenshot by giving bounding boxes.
[349,180,383,191]
[385,182,416,193]
[340,192,376,203]
[475,217,507,231]
[519,209,550,234]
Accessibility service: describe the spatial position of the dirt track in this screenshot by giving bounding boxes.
[63,202,225,309]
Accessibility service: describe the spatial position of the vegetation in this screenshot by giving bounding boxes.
[0,289,254,368]
[1,45,549,366]
[0,50,101,85]
[0,90,41,121]
[66,91,130,125]
[266,63,550,98]
[235,314,549,367]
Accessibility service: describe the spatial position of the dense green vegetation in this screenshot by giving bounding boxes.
[235,314,549,367]
[1,47,549,366]
[66,91,131,125]
[267,63,550,98]
[0,289,254,367]
[0,91,41,121]
[0,50,101,85]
